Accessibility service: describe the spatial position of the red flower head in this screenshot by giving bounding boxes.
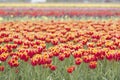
[67,66,75,73]
[75,58,82,65]
[89,61,97,69]
[0,65,4,71]
[58,53,65,61]
[49,65,57,71]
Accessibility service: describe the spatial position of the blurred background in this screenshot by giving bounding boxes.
[0,0,120,3]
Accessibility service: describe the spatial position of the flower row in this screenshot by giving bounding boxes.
[0,20,120,73]
[0,8,120,16]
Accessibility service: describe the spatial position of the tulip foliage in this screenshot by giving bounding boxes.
[0,18,120,80]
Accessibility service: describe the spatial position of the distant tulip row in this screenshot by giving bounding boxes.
[0,7,120,16]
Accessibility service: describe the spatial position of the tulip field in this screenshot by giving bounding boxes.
[0,3,120,80]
